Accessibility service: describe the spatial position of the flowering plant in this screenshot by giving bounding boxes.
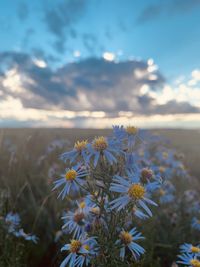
[53,126,161,267]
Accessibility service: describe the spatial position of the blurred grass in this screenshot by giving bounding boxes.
[155,129,200,178]
[0,128,199,266]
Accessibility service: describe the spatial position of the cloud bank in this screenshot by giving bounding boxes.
[0,52,200,128]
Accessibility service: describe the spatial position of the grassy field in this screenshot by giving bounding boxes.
[1,128,199,176]
[155,129,200,178]
[0,128,199,267]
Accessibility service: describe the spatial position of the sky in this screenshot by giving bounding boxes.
[0,0,200,128]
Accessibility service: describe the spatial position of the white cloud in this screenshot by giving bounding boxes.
[33,58,47,68]
[192,69,200,81]
[0,96,199,128]
[146,70,200,108]
[102,52,116,61]
[73,50,81,58]
[0,52,199,128]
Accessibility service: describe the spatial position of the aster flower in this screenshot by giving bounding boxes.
[110,173,157,216]
[141,167,162,184]
[60,236,97,267]
[87,136,120,167]
[192,217,200,231]
[5,212,38,243]
[5,212,20,233]
[116,228,145,261]
[158,181,175,204]
[75,238,98,267]
[113,125,142,149]
[14,229,38,244]
[62,202,90,238]
[177,253,200,266]
[53,165,87,199]
[180,243,200,256]
[61,140,88,164]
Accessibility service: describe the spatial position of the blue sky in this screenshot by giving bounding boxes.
[0,0,200,128]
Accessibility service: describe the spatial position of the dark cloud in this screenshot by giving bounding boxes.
[155,100,200,114]
[0,51,199,117]
[137,0,200,24]
[44,0,86,53]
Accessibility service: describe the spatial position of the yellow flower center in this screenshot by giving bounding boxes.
[120,231,132,244]
[159,166,166,173]
[159,189,165,196]
[70,240,82,253]
[191,246,200,253]
[92,136,108,151]
[91,207,100,215]
[162,152,168,159]
[126,126,138,135]
[65,169,77,181]
[190,259,200,267]
[79,201,86,209]
[84,244,90,251]
[74,140,88,151]
[128,184,145,200]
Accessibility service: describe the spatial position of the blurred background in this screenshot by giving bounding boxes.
[0,0,200,128]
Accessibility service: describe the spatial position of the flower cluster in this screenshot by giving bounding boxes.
[53,125,161,266]
[177,243,200,267]
[3,212,38,243]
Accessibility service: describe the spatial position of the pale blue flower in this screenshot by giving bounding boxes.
[192,217,200,231]
[87,136,121,167]
[5,212,20,233]
[60,236,97,267]
[61,140,88,164]
[53,165,87,199]
[180,243,200,256]
[62,203,90,238]
[177,253,199,266]
[116,228,145,261]
[110,173,157,216]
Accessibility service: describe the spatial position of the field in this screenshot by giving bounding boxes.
[0,128,200,267]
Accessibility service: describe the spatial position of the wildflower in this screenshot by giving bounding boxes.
[60,236,97,267]
[61,140,88,164]
[116,228,145,260]
[62,210,86,238]
[14,229,38,244]
[62,201,91,238]
[177,253,200,266]
[53,165,87,199]
[5,212,20,233]
[180,243,200,256]
[87,136,120,167]
[75,238,98,267]
[158,181,175,204]
[191,217,200,231]
[110,173,157,216]
[113,125,141,149]
[5,212,38,243]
